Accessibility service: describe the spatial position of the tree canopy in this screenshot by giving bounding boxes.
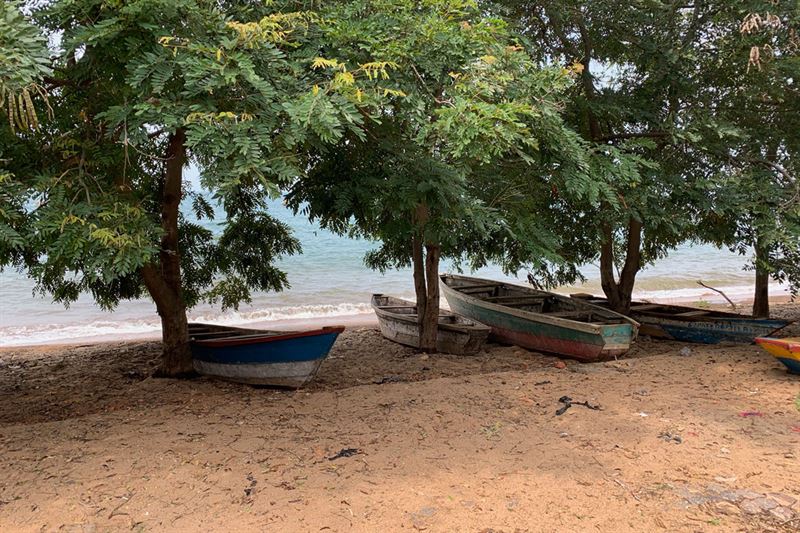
[287,0,594,350]
[488,0,799,313]
[1,0,372,373]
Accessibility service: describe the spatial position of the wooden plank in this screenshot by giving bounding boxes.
[460,288,497,295]
[630,304,662,311]
[459,282,502,290]
[675,310,710,317]
[549,310,593,318]
[484,295,544,302]
[501,301,545,308]
[190,330,241,337]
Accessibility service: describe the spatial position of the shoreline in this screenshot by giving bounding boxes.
[0,312,380,350]
[1,291,794,351]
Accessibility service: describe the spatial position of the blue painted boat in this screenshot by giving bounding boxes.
[189,323,344,387]
[570,295,792,344]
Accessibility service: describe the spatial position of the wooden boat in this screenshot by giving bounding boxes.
[188,323,344,387]
[371,294,490,355]
[570,294,792,344]
[440,274,639,362]
[754,337,800,374]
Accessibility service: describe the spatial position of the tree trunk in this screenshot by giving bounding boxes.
[412,234,426,327]
[419,244,441,352]
[599,222,621,310]
[753,238,770,318]
[141,128,193,376]
[616,217,643,314]
[753,145,779,318]
[599,218,642,314]
[411,204,440,353]
[410,236,441,353]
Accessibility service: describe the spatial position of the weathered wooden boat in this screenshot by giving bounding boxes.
[371,294,490,355]
[188,323,344,387]
[570,294,792,344]
[440,274,639,362]
[754,337,800,374]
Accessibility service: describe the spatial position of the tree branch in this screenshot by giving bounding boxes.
[596,131,672,143]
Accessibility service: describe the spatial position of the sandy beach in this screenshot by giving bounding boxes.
[1,303,799,532]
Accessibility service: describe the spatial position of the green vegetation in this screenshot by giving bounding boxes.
[0,0,370,374]
[0,0,797,370]
[492,0,799,313]
[287,0,589,351]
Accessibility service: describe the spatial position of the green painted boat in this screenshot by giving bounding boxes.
[440,274,640,362]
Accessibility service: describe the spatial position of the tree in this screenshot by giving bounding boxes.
[288,0,584,351]
[492,0,800,315]
[486,1,748,312]
[0,1,368,375]
[701,3,800,317]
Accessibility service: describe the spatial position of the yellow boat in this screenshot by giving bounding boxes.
[755,337,800,374]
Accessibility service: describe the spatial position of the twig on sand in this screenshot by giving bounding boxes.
[697,281,738,311]
[613,478,641,501]
[108,492,134,518]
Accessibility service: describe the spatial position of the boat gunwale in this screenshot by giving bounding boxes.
[371,294,491,334]
[440,274,639,335]
[755,337,800,354]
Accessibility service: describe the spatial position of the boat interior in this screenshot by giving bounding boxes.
[372,295,471,325]
[188,323,277,340]
[570,294,745,320]
[445,278,628,325]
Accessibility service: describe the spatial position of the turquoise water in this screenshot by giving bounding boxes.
[0,172,783,346]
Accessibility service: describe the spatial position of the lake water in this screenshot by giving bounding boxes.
[0,179,785,346]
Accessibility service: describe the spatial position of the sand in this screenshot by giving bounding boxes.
[1,304,799,532]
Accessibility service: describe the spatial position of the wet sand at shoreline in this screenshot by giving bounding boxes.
[0,303,798,531]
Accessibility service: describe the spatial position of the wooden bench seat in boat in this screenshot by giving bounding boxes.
[675,310,710,317]
[484,295,545,302]
[630,304,662,311]
[499,301,546,308]
[459,283,502,293]
[549,310,594,318]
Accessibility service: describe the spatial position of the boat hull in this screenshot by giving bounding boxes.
[570,295,792,344]
[441,275,638,362]
[755,337,800,374]
[446,297,631,361]
[643,317,791,344]
[190,325,344,387]
[372,295,490,355]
